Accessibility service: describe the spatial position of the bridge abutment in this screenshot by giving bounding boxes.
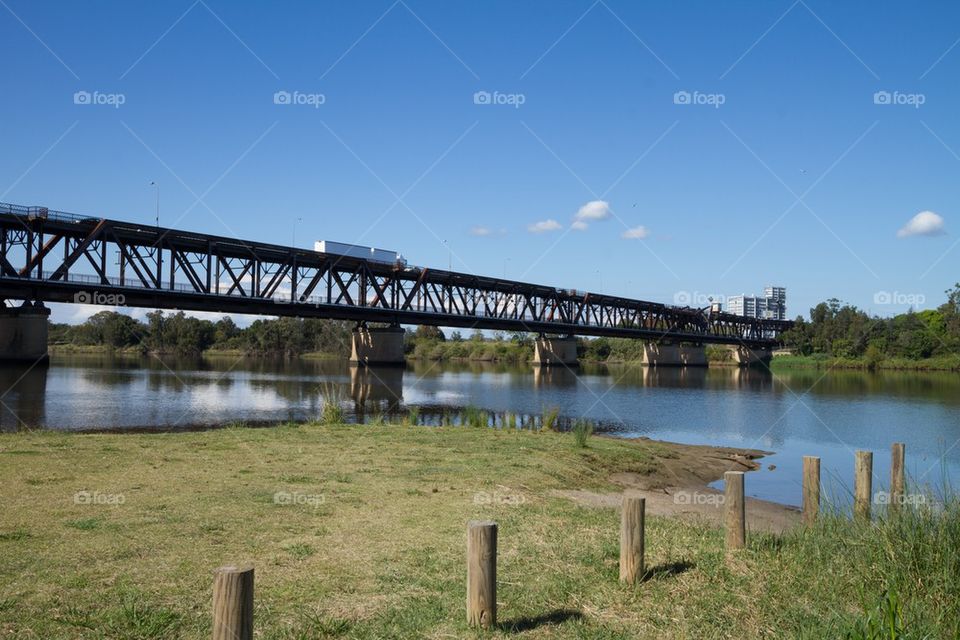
[728,345,773,366]
[350,326,406,366]
[532,335,579,367]
[641,343,707,367]
[0,302,50,363]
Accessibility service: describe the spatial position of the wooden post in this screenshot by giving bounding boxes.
[802,456,820,525]
[890,443,905,514]
[619,495,645,583]
[212,566,253,640]
[854,450,873,521]
[724,471,745,551]
[466,521,497,629]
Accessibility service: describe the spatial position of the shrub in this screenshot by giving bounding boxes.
[572,420,593,447]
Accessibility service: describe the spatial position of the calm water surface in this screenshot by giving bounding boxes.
[2,354,958,506]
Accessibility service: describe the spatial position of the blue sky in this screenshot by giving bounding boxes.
[2,0,959,325]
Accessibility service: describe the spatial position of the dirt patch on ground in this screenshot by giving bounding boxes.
[553,437,800,534]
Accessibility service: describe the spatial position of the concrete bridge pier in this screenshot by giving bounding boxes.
[641,343,707,367]
[729,345,773,367]
[533,334,579,367]
[0,302,50,363]
[350,325,406,366]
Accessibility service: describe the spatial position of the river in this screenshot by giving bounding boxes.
[2,354,958,507]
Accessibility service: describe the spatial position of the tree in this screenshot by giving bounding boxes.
[414,325,445,342]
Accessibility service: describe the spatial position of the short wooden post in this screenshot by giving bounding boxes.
[466,521,497,629]
[802,456,820,525]
[854,450,873,521]
[619,495,645,583]
[212,566,254,640]
[890,442,905,514]
[724,471,745,551]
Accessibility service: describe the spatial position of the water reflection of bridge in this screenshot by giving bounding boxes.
[0,362,47,431]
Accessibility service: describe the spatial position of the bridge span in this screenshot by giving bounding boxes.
[0,203,791,365]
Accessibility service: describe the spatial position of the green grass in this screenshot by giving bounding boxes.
[0,423,957,638]
[772,353,960,372]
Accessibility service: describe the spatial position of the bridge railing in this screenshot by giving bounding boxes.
[0,203,93,224]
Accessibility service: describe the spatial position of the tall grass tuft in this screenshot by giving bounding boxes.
[784,481,960,637]
[572,420,593,447]
[542,407,560,432]
[320,382,345,424]
[403,406,420,426]
[463,406,485,428]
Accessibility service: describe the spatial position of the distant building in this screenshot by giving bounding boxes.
[727,286,786,320]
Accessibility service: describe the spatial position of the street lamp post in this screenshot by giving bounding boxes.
[149,181,159,228]
[292,216,302,248]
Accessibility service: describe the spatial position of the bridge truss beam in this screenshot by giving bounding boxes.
[0,204,791,348]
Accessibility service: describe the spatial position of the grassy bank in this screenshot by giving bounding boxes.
[1,424,957,638]
[409,340,533,363]
[771,354,960,372]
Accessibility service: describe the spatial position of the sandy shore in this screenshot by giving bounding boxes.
[553,436,801,533]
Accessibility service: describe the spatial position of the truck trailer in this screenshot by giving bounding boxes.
[314,240,406,267]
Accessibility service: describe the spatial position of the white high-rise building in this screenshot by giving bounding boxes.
[727,286,786,320]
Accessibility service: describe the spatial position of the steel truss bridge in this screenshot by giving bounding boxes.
[0,203,791,348]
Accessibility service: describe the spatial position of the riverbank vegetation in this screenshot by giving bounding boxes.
[2,421,957,638]
[46,282,960,371]
[778,283,960,371]
[49,311,355,357]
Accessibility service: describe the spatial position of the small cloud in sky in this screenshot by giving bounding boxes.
[469,226,496,237]
[574,200,611,223]
[571,220,588,231]
[621,226,650,239]
[897,211,945,237]
[528,219,562,233]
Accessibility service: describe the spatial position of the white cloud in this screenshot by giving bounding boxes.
[897,211,946,238]
[470,226,492,236]
[527,219,562,233]
[571,220,588,231]
[574,200,611,222]
[621,226,650,239]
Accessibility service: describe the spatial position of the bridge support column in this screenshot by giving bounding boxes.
[641,343,707,367]
[533,335,578,367]
[350,326,406,366]
[0,302,50,363]
[728,346,773,366]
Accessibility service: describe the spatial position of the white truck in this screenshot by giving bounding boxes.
[314,240,406,267]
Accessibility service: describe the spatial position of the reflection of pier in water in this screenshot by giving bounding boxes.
[0,362,47,431]
[533,365,580,388]
[350,365,404,417]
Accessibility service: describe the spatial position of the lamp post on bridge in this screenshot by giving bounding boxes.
[292,217,302,248]
[149,181,159,228]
